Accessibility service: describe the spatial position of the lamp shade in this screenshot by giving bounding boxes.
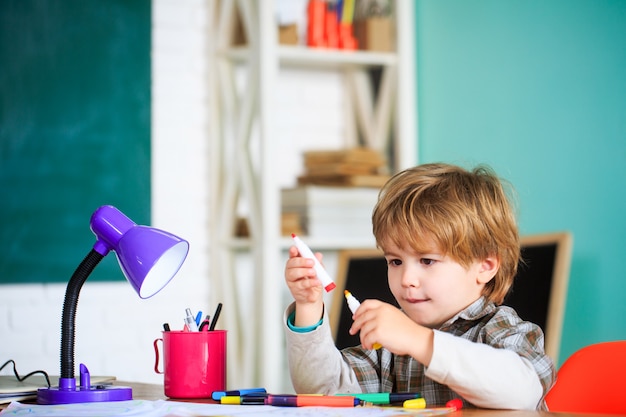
[90,205,189,298]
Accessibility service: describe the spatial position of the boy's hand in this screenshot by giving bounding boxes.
[284,245,324,327]
[350,299,434,366]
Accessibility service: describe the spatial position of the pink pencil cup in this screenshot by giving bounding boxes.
[153,330,227,398]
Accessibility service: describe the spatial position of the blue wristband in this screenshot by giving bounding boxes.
[287,310,323,333]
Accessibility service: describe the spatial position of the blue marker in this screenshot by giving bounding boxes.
[212,388,267,401]
[195,310,203,327]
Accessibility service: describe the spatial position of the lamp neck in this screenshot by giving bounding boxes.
[60,249,104,379]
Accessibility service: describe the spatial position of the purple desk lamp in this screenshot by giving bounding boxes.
[37,205,189,404]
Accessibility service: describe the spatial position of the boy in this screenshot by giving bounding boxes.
[283,163,556,410]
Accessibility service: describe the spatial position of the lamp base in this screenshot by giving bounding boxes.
[38,364,133,404]
[37,385,132,405]
[37,371,132,405]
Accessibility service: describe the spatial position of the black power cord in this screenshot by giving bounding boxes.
[0,359,51,388]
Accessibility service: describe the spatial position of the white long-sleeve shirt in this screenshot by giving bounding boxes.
[284,297,555,410]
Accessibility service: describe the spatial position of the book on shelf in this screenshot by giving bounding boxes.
[281,212,303,236]
[304,218,374,239]
[281,185,380,239]
[296,207,373,220]
[304,162,379,176]
[297,173,390,187]
[303,148,386,167]
[281,212,374,239]
[282,185,381,208]
[297,147,390,188]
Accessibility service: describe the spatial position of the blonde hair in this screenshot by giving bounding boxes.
[372,163,520,305]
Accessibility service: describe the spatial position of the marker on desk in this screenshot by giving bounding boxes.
[212,387,267,401]
[337,392,421,405]
[403,398,463,411]
[291,234,336,292]
[446,398,463,411]
[403,398,426,409]
[344,290,382,350]
[184,308,199,332]
[221,395,267,405]
[267,394,361,407]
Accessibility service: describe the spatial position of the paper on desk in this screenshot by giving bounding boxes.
[0,399,455,416]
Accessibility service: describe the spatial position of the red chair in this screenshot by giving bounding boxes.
[545,341,626,415]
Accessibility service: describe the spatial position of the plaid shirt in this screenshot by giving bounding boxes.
[340,297,556,409]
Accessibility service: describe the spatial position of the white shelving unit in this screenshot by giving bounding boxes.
[208,0,416,392]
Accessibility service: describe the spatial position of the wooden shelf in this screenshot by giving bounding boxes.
[209,0,416,393]
[220,45,397,68]
[223,236,377,251]
[278,46,398,68]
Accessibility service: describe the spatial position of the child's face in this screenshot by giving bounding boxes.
[384,239,497,329]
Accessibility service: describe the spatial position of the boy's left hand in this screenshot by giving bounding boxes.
[350,299,434,366]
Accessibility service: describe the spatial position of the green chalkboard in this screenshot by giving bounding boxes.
[0,0,151,284]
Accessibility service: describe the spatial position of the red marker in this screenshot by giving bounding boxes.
[267,394,360,407]
[291,234,336,292]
